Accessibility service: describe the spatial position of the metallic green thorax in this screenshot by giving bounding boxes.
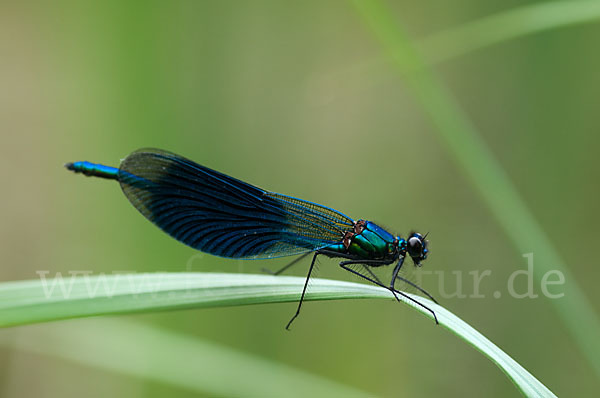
[327,220,403,262]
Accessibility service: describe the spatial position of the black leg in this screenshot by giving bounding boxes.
[323,250,439,310]
[389,256,438,304]
[390,256,405,289]
[261,252,311,275]
[285,252,319,330]
[353,257,438,305]
[362,265,385,285]
[340,260,403,302]
[395,275,439,304]
[339,261,439,324]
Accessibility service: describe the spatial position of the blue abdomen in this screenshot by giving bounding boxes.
[65,161,119,180]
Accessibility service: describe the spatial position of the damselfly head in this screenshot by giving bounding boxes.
[407,232,429,266]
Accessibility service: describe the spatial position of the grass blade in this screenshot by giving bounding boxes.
[0,273,392,327]
[1,318,374,398]
[0,272,555,396]
[319,1,600,103]
[420,0,600,63]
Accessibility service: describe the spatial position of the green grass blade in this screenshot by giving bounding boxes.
[0,272,555,396]
[420,0,600,64]
[352,0,600,380]
[1,318,374,398]
[0,273,393,327]
[323,1,600,96]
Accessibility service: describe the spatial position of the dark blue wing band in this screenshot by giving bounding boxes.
[118,149,354,259]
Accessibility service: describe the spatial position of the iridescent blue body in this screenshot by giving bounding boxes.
[66,148,435,326]
[68,161,119,179]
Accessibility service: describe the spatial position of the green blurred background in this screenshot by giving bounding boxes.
[1,1,599,396]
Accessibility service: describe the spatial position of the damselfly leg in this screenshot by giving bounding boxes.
[261,252,311,275]
[285,252,319,330]
[339,261,439,324]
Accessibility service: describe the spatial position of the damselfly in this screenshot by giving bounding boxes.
[66,149,437,327]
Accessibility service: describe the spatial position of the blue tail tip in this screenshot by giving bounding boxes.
[64,160,119,180]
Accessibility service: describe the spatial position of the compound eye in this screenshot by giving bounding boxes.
[408,236,422,252]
